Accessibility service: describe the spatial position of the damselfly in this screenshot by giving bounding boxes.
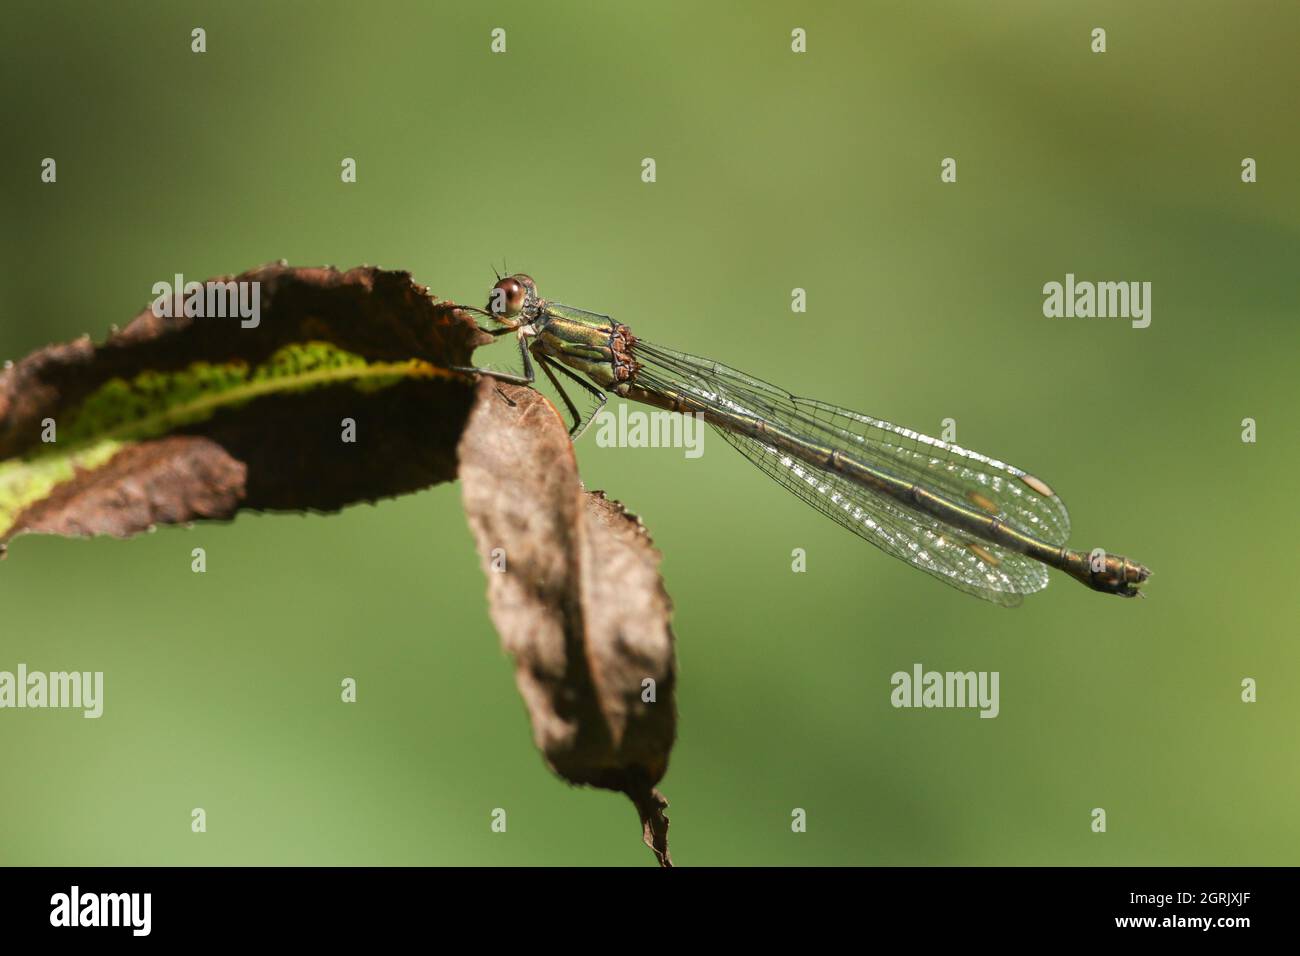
[457,274,1151,606]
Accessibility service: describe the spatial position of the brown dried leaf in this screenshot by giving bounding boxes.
[0,264,489,550]
[458,380,677,866]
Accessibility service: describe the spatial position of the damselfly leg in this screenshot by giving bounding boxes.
[538,356,607,439]
[451,331,536,386]
[453,324,606,437]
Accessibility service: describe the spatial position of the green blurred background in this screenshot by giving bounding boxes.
[2,1,1297,865]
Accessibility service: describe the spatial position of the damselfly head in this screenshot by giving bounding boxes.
[486,273,538,324]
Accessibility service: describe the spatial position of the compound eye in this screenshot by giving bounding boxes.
[488,278,525,318]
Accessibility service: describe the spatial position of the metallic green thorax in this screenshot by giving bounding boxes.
[531,305,639,393]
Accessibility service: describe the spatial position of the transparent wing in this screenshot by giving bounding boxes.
[714,428,1046,605]
[632,340,1067,604]
[788,397,1070,546]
